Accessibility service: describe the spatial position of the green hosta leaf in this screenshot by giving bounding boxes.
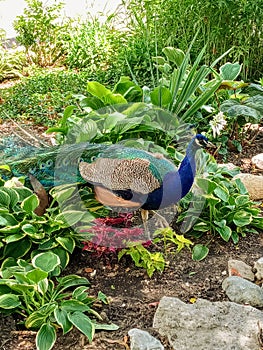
[26,269,48,284]
[0,215,7,226]
[67,311,95,342]
[54,308,72,334]
[235,195,250,207]
[22,224,37,235]
[51,247,70,270]
[193,222,210,232]
[60,300,90,313]
[162,47,185,67]
[192,244,209,261]
[32,252,60,273]
[214,185,229,202]
[233,211,252,227]
[14,187,34,201]
[55,237,75,254]
[55,210,85,226]
[103,112,126,131]
[1,188,19,208]
[216,225,232,241]
[87,81,112,99]
[4,233,26,244]
[234,179,248,194]
[38,278,49,295]
[0,213,18,226]
[50,186,76,203]
[21,194,39,213]
[196,178,217,194]
[3,238,32,259]
[0,190,10,207]
[56,275,90,291]
[0,294,21,309]
[220,62,242,80]
[150,86,172,107]
[25,311,48,329]
[36,323,56,350]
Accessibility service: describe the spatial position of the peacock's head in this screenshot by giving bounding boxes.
[194,134,215,149]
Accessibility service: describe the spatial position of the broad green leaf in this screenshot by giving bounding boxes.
[150,86,172,107]
[87,81,112,99]
[14,187,34,201]
[32,252,60,273]
[0,190,10,207]
[50,186,76,203]
[54,308,72,334]
[56,275,90,291]
[36,323,56,350]
[192,244,209,261]
[4,233,26,244]
[162,47,185,66]
[0,294,21,309]
[21,194,39,213]
[233,211,252,227]
[22,224,37,235]
[60,300,90,313]
[55,237,75,254]
[235,195,250,207]
[219,62,242,80]
[38,278,49,295]
[103,112,126,131]
[196,178,217,194]
[0,213,18,226]
[26,269,48,284]
[25,311,48,329]
[51,247,70,270]
[1,188,19,208]
[55,210,85,226]
[67,311,95,342]
[216,225,232,241]
[193,222,210,232]
[3,238,32,259]
[214,185,229,202]
[0,164,11,171]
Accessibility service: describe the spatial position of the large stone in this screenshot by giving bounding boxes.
[228,259,254,281]
[222,276,263,307]
[254,257,263,281]
[233,173,263,200]
[252,154,263,170]
[153,296,263,350]
[128,328,164,350]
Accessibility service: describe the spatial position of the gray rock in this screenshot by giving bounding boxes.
[252,154,263,170]
[254,257,263,281]
[153,296,263,350]
[228,259,255,281]
[128,328,164,350]
[233,173,263,200]
[222,276,263,307]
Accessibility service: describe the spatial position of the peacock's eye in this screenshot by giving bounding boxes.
[62,158,70,166]
[78,157,84,163]
[90,156,96,162]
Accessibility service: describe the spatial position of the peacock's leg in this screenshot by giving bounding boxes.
[140,209,151,240]
[152,210,170,228]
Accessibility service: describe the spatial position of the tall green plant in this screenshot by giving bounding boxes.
[13,0,69,66]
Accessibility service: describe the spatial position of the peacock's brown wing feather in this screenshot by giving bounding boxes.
[79,157,161,194]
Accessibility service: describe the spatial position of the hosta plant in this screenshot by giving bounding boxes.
[0,254,118,350]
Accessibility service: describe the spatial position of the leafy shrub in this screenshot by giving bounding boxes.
[13,0,70,67]
[65,16,125,83]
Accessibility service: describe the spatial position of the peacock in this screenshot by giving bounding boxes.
[0,134,213,233]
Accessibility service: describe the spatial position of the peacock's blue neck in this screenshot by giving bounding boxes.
[178,148,197,197]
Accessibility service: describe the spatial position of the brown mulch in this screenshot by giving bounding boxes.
[0,122,262,350]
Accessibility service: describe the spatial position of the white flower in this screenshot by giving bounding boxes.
[209,112,227,138]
